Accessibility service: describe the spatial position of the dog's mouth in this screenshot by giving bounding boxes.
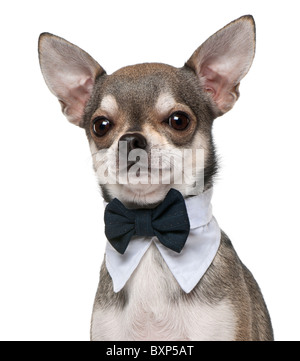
[118,159,176,185]
[125,156,143,174]
[93,143,205,204]
[117,149,164,180]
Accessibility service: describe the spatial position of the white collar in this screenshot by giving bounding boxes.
[104,188,221,293]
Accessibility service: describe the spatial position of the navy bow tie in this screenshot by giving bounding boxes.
[104,188,190,254]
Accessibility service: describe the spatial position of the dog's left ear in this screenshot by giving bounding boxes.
[185,15,255,115]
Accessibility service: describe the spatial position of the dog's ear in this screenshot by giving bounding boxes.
[38,33,105,127]
[185,15,255,115]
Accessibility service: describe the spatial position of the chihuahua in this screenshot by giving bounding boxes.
[38,15,273,341]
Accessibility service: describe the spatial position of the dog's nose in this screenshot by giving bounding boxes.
[118,133,147,152]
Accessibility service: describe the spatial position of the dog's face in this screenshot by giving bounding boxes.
[84,63,215,206]
[39,16,255,206]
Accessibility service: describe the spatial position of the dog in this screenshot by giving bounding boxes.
[38,15,273,341]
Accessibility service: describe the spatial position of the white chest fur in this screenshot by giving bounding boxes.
[91,244,237,341]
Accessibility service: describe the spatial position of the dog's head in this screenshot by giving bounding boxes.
[39,16,255,207]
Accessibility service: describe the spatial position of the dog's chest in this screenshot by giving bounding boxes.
[92,244,236,341]
[123,244,186,340]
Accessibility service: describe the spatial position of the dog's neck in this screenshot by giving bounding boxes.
[104,187,221,293]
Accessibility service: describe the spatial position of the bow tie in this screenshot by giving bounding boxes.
[104,188,190,254]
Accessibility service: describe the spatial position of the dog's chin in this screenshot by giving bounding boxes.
[101,182,199,208]
[102,183,174,208]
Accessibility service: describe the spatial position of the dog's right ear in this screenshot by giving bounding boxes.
[38,33,105,127]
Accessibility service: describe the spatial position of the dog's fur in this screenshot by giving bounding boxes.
[38,15,273,341]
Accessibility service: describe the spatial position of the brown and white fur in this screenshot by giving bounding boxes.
[38,15,273,341]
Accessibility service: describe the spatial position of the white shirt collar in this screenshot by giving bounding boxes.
[104,188,221,293]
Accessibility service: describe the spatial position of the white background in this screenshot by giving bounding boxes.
[0,0,299,341]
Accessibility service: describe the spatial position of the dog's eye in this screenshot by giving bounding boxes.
[167,112,190,131]
[92,117,112,137]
